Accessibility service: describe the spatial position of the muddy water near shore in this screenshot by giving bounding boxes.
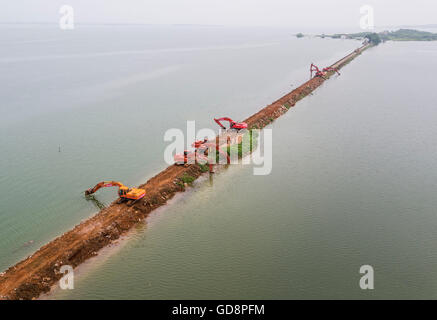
[51,42,437,299]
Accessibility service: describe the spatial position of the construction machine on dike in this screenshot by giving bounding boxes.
[214,117,248,131]
[174,150,209,165]
[310,63,340,79]
[85,181,146,206]
[174,140,230,167]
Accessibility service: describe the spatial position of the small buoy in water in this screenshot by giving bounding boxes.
[59,145,61,152]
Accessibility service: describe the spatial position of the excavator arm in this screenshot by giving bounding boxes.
[322,67,340,75]
[214,117,248,130]
[214,117,235,129]
[310,63,323,78]
[85,181,125,195]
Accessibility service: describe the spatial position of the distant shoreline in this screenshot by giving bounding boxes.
[318,28,437,42]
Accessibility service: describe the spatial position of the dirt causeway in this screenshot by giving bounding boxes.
[0,44,369,300]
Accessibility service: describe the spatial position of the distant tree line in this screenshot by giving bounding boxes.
[319,29,437,45]
[365,33,382,45]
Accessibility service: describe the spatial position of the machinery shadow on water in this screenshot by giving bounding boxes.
[84,194,106,210]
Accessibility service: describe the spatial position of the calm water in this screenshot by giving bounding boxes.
[2,25,437,299]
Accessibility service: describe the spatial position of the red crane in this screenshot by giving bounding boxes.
[214,117,248,131]
[192,137,209,149]
[310,63,340,79]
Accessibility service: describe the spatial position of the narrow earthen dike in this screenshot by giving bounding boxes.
[0,44,370,300]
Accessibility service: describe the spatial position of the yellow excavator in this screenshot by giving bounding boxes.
[85,181,145,206]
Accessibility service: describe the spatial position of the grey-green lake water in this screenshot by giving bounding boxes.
[1,25,436,299]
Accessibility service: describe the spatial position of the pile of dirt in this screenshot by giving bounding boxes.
[0,43,369,300]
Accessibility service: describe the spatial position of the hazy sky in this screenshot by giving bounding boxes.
[2,0,436,28]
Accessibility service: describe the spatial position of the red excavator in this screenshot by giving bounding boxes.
[197,142,230,164]
[85,181,145,206]
[214,117,248,131]
[174,150,209,165]
[310,63,340,79]
[192,137,209,149]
